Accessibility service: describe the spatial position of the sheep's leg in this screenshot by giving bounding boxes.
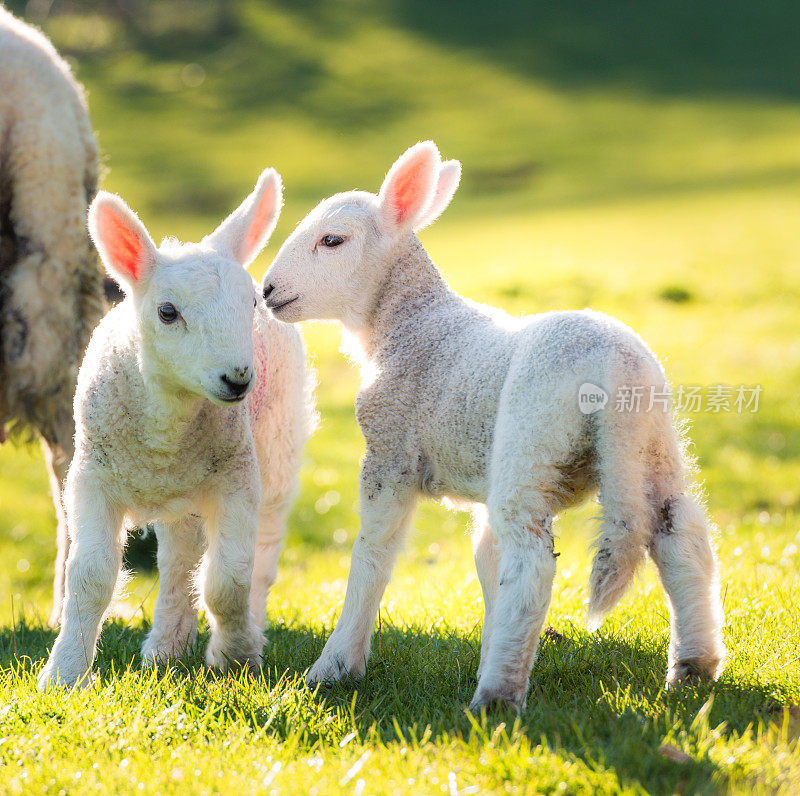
[201,494,263,671]
[649,492,726,686]
[141,517,204,666]
[472,505,499,684]
[307,471,416,685]
[37,474,124,689]
[469,508,557,712]
[41,431,72,628]
[249,496,291,631]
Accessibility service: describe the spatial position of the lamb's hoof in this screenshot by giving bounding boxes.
[666,656,721,689]
[306,653,361,687]
[205,626,263,673]
[47,607,63,629]
[469,683,527,713]
[37,661,92,692]
[140,633,196,668]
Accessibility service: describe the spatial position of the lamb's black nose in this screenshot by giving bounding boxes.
[263,283,275,300]
[220,372,251,397]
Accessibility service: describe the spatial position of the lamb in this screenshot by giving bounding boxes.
[0,7,106,627]
[38,169,314,689]
[261,141,726,710]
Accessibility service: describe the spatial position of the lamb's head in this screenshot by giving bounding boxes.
[88,169,283,405]
[263,141,460,326]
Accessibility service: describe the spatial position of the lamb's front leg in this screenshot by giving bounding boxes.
[307,467,416,685]
[38,471,124,689]
[141,517,204,666]
[201,491,263,671]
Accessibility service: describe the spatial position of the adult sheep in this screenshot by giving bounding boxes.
[0,7,106,625]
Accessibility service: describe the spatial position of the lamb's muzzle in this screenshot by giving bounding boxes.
[219,368,253,400]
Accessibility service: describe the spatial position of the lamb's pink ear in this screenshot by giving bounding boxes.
[412,159,461,232]
[88,192,157,291]
[378,141,441,231]
[203,168,283,269]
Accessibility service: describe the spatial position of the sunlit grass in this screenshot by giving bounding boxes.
[1,1,799,792]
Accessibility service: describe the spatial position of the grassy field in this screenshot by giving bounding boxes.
[1,1,799,792]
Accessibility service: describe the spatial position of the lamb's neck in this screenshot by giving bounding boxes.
[345,237,453,363]
[138,363,206,450]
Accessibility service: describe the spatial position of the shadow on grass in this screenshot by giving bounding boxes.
[1,616,788,792]
[387,0,800,101]
[14,0,800,128]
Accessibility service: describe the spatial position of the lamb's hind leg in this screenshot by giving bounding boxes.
[470,498,557,712]
[590,403,725,684]
[470,377,580,711]
[141,517,204,666]
[249,496,292,632]
[649,491,726,685]
[472,505,499,685]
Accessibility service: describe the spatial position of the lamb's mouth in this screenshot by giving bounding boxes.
[214,392,247,405]
[266,295,299,313]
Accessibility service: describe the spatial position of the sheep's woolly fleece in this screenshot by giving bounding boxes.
[0,6,106,625]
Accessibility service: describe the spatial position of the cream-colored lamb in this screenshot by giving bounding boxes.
[0,7,106,626]
[262,142,725,710]
[38,170,314,689]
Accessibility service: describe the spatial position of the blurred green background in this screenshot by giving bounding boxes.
[2,0,798,602]
[1,2,799,791]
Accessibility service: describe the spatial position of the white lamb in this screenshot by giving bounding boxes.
[261,142,726,710]
[38,170,314,689]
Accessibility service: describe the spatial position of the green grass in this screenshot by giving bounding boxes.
[1,1,799,792]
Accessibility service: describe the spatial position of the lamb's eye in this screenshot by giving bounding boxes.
[158,303,179,324]
[253,296,257,308]
[320,234,345,248]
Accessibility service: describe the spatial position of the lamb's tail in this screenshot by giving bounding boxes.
[586,357,684,631]
[587,514,649,632]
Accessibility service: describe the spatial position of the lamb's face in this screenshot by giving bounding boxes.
[262,192,389,325]
[88,168,284,405]
[136,248,258,405]
[263,141,461,329]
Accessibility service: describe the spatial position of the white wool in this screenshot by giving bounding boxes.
[263,141,726,710]
[38,171,315,689]
[0,7,106,628]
